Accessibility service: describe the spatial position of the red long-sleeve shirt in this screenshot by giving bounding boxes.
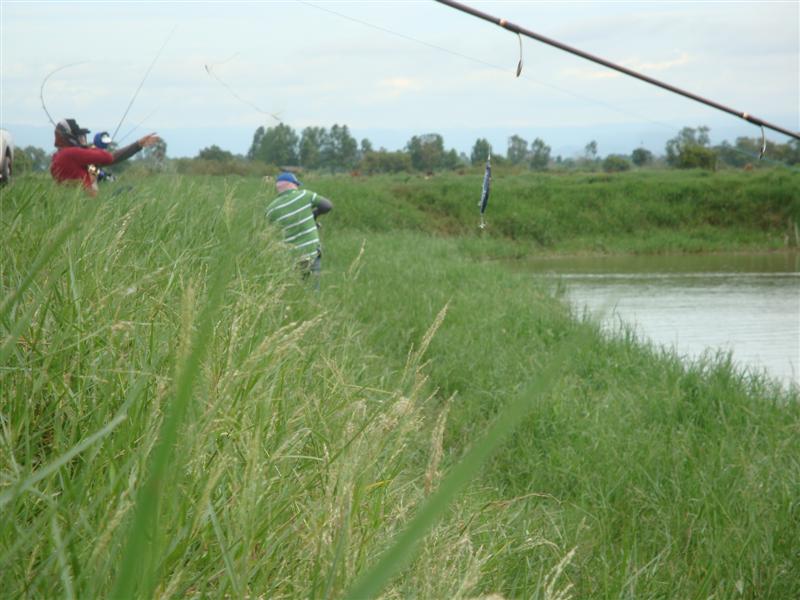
[50,146,114,190]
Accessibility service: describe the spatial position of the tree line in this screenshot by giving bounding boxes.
[12,123,800,176]
[198,123,800,174]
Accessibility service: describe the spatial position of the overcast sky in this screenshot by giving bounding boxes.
[2,1,798,158]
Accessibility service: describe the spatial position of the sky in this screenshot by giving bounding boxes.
[1,0,798,159]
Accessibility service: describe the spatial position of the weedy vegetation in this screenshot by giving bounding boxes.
[2,169,799,598]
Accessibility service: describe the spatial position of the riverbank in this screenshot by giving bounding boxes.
[304,167,800,255]
[325,228,800,597]
[2,173,798,598]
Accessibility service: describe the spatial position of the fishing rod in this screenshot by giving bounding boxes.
[110,26,176,142]
[116,109,159,145]
[39,62,90,127]
[433,0,800,141]
[40,29,172,144]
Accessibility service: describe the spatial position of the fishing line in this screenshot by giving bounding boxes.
[116,109,159,146]
[297,1,703,143]
[111,26,176,142]
[203,58,282,123]
[40,61,90,127]
[211,52,240,68]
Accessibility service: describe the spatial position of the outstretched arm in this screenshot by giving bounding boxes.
[111,133,161,164]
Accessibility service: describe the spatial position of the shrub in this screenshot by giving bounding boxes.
[603,154,632,173]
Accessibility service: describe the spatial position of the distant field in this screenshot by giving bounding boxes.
[2,170,798,598]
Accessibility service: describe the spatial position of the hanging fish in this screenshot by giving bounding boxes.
[479,154,491,229]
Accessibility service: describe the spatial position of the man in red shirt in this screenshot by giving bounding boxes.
[50,118,161,195]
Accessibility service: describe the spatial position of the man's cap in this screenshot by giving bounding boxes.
[93,131,112,149]
[55,118,91,147]
[276,171,302,186]
[56,118,90,136]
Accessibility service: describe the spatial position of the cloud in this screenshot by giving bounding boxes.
[378,76,421,95]
[629,53,692,73]
[561,52,692,81]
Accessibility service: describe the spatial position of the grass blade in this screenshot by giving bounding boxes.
[50,514,76,600]
[0,411,127,509]
[344,330,585,599]
[111,246,233,599]
[208,501,242,598]
[0,199,95,323]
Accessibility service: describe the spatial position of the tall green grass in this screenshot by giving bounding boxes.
[324,228,799,598]
[2,172,798,598]
[301,168,800,254]
[1,178,439,597]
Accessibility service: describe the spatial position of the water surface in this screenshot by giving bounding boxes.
[523,252,800,389]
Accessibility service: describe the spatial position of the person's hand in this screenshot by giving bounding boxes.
[137,133,161,148]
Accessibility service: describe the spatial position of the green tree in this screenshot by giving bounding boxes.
[714,140,752,168]
[12,148,32,174]
[772,139,800,165]
[357,138,374,165]
[716,137,800,167]
[584,140,598,161]
[676,144,717,170]
[442,148,463,170]
[665,126,711,167]
[470,138,492,166]
[299,126,327,169]
[507,135,528,165]
[321,124,358,171]
[250,123,299,165]
[247,126,265,160]
[20,146,50,172]
[529,138,551,170]
[360,150,412,174]
[603,154,632,172]
[197,145,234,161]
[631,147,653,167]
[137,138,168,168]
[406,133,445,171]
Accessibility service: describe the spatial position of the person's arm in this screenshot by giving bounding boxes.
[60,146,115,167]
[110,141,143,164]
[311,194,333,219]
[111,133,161,165]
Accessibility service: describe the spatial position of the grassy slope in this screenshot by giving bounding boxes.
[325,229,799,598]
[2,170,799,598]
[302,167,800,254]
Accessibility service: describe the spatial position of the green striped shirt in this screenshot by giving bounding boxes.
[266,189,323,260]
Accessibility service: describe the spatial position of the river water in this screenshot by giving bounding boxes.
[523,252,800,389]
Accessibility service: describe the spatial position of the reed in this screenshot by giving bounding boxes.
[2,172,798,598]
